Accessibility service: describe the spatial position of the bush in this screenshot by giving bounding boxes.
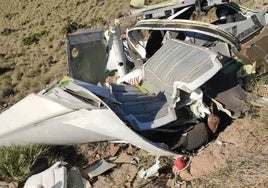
[0,144,82,184]
[1,28,16,36]
[61,19,80,34]
[61,18,87,34]
[22,30,49,45]
[0,144,53,183]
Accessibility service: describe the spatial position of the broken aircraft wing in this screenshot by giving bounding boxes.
[0,81,180,156]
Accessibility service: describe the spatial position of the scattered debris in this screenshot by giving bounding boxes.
[173,156,190,171]
[84,159,116,179]
[24,161,68,188]
[68,167,92,188]
[237,62,256,78]
[0,0,267,158]
[138,159,160,179]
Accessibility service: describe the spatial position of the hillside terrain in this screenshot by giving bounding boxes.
[0,0,268,187]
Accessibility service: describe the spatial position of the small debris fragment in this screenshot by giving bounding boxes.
[138,160,160,179]
[216,140,234,146]
[68,167,92,188]
[84,159,116,179]
[236,62,256,78]
[173,156,190,171]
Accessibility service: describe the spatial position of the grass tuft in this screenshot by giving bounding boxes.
[61,19,85,34]
[1,28,16,36]
[0,144,52,182]
[244,73,268,96]
[0,144,81,183]
[22,30,49,45]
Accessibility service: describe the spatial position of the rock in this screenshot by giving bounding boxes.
[109,143,120,157]
[114,153,132,163]
[8,182,18,188]
[0,182,9,188]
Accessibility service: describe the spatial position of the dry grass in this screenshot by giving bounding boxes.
[0,0,133,112]
[192,153,268,187]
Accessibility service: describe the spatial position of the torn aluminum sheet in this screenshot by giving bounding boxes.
[203,71,251,118]
[126,19,240,62]
[109,39,222,131]
[0,81,181,156]
[218,5,268,42]
[68,167,92,188]
[84,159,116,179]
[106,22,127,77]
[24,161,67,188]
[127,2,268,63]
[1,28,188,156]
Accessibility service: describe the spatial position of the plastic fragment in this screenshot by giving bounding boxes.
[138,160,160,179]
[84,159,116,179]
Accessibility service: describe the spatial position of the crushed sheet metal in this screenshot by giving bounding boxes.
[24,161,67,188]
[211,98,232,117]
[68,167,92,188]
[219,9,268,42]
[127,19,240,50]
[203,71,251,118]
[84,159,116,179]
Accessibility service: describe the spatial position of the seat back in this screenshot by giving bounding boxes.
[66,29,107,84]
[143,39,222,100]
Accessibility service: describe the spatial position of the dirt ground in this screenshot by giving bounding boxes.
[72,114,267,187]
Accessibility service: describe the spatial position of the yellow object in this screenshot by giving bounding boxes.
[236,62,256,78]
[134,83,149,94]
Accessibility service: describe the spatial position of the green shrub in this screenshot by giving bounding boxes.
[1,28,16,36]
[61,18,87,34]
[0,144,52,182]
[88,17,107,27]
[0,144,82,183]
[61,19,80,34]
[22,30,49,45]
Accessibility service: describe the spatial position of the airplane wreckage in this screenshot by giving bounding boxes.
[0,0,267,156]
